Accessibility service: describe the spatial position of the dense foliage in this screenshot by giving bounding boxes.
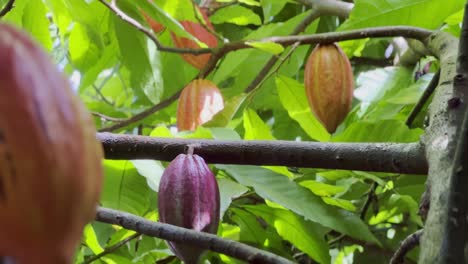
[2,0,465,263]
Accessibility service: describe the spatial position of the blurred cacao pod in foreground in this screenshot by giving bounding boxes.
[158,152,220,264]
[304,43,354,133]
[177,79,224,131]
[0,23,103,263]
[171,7,218,69]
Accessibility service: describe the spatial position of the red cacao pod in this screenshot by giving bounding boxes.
[158,153,220,264]
[177,79,224,131]
[304,43,354,133]
[171,8,217,69]
[0,23,103,263]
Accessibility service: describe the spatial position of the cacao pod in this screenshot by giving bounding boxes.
[158,152,220,264]
[304,43,354,133]
[171,7,217,69]
[177,79,224,131]
[0,23,103,263]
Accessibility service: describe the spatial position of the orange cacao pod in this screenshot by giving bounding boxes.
[177,79,224,131]
[158,152,220,263]
[304,43,354,133]
[171,8,217,69]
[0,24,103,263]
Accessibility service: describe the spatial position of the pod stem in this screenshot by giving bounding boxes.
[186,144,201,155]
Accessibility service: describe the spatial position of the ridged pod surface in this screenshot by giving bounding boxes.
[304,43,354,133]
[177,79,224,131]
[158,153,220,264]
[0,24,103,263]
[171,8,217,69]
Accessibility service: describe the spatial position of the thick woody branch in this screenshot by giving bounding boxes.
[95,207,295,264]
[97,133,428,174]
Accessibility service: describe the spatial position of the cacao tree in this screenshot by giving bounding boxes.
[0,0,467,263]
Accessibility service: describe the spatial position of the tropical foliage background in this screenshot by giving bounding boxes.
[2,0,465,263]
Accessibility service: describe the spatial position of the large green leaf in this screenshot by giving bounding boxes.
[275,75,330,142]
[218,165,380,244]
[210,5,262,26]
[114,14,163,105]
[339,0,465,30]
[245,205,331,264]
[332,120,423,143]
[22,0,52,50]
[101,160,153,216]
[260,0,289,23]
[218,178,249,217]
[243,108,275,140]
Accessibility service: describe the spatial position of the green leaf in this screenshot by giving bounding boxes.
[204,94,248,128]
[131,160,165,191]
[210,5,262,26]
[339,0,465,30]
[83,224,104,254]
[322,197,357,211]
[230,208,291,257]
[299,181,346,196]
[218,178,249,217]
[22,0,52,50]
[218,165,380,244]
[332,120,423,143]
[243,108,275,140]
[246,41,284,55]
[114,14,163,105]
[245,205,331,264]
[102,160,153,216]
[275,75,330,142]
[69,23,102,72]
[260,0,289,23]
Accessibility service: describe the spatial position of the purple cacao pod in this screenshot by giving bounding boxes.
[158,153,220,264]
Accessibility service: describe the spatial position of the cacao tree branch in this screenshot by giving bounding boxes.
[438,4,468,261]
[95,207,295,264]
[390,229,423,264]
[97,132,428,174]
[0,0,15,18]
[405,69,440,127]
[417,27,467,263]
[83,233,141,264]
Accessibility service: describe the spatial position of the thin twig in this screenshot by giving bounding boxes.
[98,0,213,55]
[91,112,127,122]
[406,69,441,127]
[95,207,295,264]
[244,9,322,93]
[246,42,301,104]
[360,182,378,219]
[92,85,114,106]
[83,233,141,264]
[390,229,423,264]
[0,0,15,17]
[98,89,182,132]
